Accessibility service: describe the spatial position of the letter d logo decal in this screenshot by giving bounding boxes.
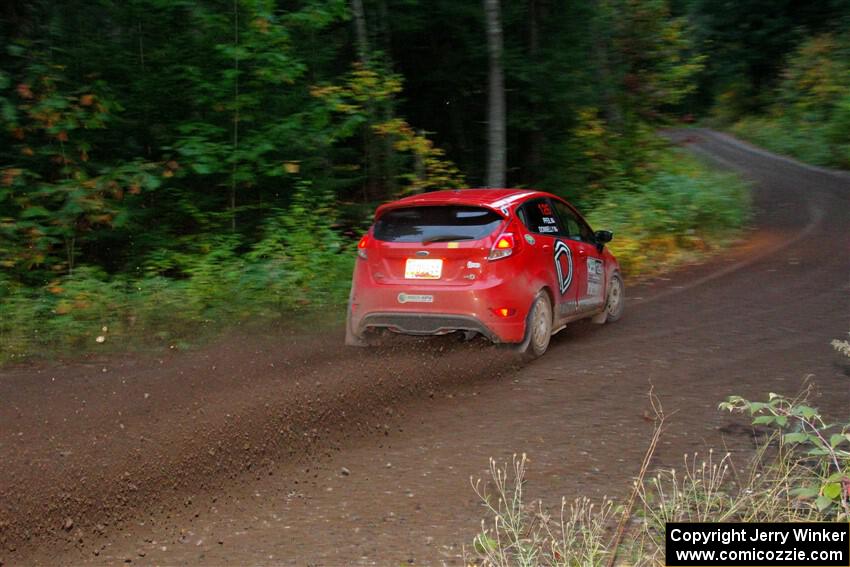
[554,240,573,294]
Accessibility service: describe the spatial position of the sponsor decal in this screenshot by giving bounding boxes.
[397,293,434,304]
[466,261,481,269]
[586,257,603,297]
[554,240,573,294]
[447,242,459,249]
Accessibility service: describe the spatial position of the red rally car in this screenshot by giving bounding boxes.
[345,189,624,357]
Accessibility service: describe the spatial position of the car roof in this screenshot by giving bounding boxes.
[374,188,555,218]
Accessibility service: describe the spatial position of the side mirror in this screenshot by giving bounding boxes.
[594,230,613,252]
[594,230,613,244]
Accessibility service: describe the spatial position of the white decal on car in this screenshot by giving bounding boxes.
[586,257,603,297]
[554,240,573,294]
[397,293,434,304]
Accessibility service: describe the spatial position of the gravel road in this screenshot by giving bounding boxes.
[1,129,848,566]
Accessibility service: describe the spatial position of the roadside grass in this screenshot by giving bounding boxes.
[586,148,750,279]
[468,382,849,566]
[730,115,850,170]
[0,272,351,363]
[0,150,750,364]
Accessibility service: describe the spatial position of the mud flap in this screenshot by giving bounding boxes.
[344,291,368,347]
[345,323,368,347]
[592,278,612,324]
[513,291,552,359]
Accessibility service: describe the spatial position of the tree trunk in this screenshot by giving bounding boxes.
[594,2,621,129]
[377,0,397,196]
[351,0,369,65]
[231,0,239,232]
[527,0,543,183]
[377,0,391,51]
[350,0,374,201]
[484,0,506,188]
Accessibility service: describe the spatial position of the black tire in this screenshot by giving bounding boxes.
[604,273,625,323]
[516,291,553,358]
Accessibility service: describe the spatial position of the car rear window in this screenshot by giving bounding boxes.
[374,206,504,243]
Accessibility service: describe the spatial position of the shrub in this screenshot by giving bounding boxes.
[0,187,354,362]
[719,391,849,518]
[470,454,617,567]
[731,116,836,167]
[587,149,750,278]
[469,384,848,566]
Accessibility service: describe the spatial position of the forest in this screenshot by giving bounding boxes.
[0,0,848,360]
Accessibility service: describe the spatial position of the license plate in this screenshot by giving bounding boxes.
[404,258,442,279]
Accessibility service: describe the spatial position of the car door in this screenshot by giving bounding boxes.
[552,200,606,314]
[516,198,579,322]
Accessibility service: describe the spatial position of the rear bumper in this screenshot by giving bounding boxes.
[358,312,502,341]
[348,283,529,344]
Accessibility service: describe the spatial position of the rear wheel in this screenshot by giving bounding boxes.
[516,291,553,358]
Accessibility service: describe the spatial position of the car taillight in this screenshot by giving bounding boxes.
[492,307,517,318]
[487,233,515,261]
[357,235,369,259]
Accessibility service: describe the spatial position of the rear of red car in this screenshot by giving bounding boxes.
[346,190,539,346]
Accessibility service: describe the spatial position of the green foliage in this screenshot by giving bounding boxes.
[586,147,750,277]
[0,51,163,282]
[535,0,705,196]
[312,64,466,196]
[603,0,706,119]
[246,183,353,309]
[0,189,353,362]
[691,0,850,117]
[779,34,850,120]
[553,107,636,201]
[726,32,850,169]
[731,116,839,167]
[720,391,850,518]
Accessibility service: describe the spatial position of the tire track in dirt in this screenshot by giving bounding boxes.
[0,334,517,563]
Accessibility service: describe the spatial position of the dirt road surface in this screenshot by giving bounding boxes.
[1,130,848,566]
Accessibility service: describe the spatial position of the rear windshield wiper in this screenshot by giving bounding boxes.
[421,234,476,244]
